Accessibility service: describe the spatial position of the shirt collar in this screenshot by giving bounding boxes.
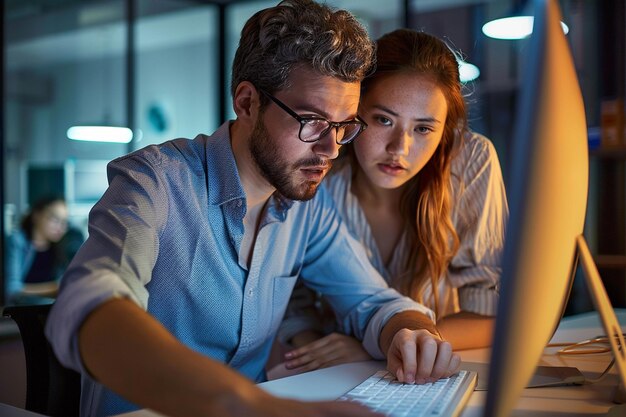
[204,121,295,221]
[205,121,246,206]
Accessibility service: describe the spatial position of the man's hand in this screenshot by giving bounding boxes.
[386,329,460,384]
[284,332,373,373]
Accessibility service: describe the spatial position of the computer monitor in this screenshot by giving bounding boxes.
[484,1,626,416]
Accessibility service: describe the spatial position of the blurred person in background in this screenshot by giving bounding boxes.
[5,196,73,305]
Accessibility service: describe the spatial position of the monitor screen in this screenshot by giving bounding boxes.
[484,0,589,415]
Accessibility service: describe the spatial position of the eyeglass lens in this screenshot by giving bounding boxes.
[300,121,363,144]
[259,88,364,144]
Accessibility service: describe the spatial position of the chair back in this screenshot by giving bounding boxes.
[3,303,81,417]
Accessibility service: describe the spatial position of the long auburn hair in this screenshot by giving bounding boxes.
[359,29,467,316]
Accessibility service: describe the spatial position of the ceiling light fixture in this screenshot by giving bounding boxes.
[67,26,134,145]
[482,15,569,40]
[67,126,134,143]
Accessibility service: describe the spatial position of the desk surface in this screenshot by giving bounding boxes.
[258,310,626,417]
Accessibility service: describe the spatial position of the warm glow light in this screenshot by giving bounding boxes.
[458,60,480,82]
[67,126,133,143]
[482,16,569,40]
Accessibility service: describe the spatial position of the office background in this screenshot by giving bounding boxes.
[1,0,624,310]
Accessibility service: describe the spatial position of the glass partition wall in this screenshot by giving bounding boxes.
[2,0,621,309]
[1,0,220,305]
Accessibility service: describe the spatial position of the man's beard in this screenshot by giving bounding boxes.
[249,117,330,201]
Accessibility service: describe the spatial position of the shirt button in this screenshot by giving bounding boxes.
[236,200,243,207]
[248,288,254,296]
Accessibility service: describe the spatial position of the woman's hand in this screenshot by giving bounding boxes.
[284,332,373,373]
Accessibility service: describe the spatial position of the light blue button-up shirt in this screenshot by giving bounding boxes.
[45,122,432,417]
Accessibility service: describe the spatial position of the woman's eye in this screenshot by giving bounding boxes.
[375,116,392,126]
[415,126,433,134]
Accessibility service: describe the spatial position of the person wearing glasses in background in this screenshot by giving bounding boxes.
[45,3,461,417]
[5,196,70,305]
[274,29,508,375]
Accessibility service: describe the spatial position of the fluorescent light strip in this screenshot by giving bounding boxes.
[482,16,569,40]
[67,126,133,143]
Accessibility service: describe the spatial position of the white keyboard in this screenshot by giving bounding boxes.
[338,370,477,417]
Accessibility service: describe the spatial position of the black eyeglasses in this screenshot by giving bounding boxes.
[259,89,367,145]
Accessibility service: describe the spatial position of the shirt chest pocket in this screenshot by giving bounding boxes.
[268,273,300,334]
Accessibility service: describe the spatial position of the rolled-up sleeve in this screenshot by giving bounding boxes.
[45,152,168,374]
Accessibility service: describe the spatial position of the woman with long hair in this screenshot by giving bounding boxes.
[5,196,70,304]
[276,29,508,374]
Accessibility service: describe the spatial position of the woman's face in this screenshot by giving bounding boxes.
[354,72,448,190]
[35,201,68,243]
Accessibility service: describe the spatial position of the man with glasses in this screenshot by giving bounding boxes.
[46,1,459,416]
